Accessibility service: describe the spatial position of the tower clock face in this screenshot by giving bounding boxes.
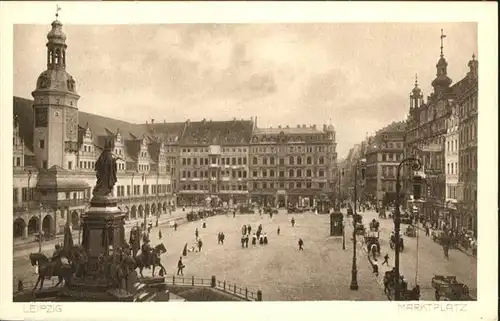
[35,107,48,127]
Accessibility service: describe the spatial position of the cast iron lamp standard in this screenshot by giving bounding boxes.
[38,203,44,253]
[350,158,366,290]
[394,157,422,301]
[142,173,147,229]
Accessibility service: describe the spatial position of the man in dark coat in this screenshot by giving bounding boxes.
[291,217,296,227]
[182,243,188,256]
[245,234,249,248]
[247,225,252,235]
[174,222,178,231]
[177,257,185,275]
[298,238,304,250]
[197,239,203,252]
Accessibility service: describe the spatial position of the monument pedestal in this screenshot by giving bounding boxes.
[61,195,133,301]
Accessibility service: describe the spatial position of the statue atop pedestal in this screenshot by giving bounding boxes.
[92,138,118,200]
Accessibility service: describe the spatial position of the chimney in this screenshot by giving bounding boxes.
[146,120,148,125]
[286,125,289,128]
[302,124,306,128]
[164,119,166,124]
[151,119,155,124]
[313,125,316,129]
[278,125,281,129]
[297,125,300,128]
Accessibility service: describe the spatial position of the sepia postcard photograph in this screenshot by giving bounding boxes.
[0,1,497,321]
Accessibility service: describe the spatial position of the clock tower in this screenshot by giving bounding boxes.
[32,16,80,170]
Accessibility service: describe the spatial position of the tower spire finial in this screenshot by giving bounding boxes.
[415,73,418,87]
[440,28,447,58]
[55,5,61,21]
[472,52,476,60]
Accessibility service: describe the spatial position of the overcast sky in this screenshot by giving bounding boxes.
[13,23,477,158]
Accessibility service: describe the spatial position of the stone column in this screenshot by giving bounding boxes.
[23,224,28,238]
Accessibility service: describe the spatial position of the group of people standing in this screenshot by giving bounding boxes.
[240,224,269,248]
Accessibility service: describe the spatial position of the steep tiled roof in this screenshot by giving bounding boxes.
[179,119,253,146]
[254,126,321,135]
[146,122,186,145]
[13,97,35,150]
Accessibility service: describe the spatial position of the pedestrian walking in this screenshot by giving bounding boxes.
[220,232,225,245]
[245,235,249,248]
[277,226,280,235]
[252,233,257,246]
[241,235,246,248]
[197,239,203,252]
[158,229,162,240]
[291,217,295,227]
[174,222,178,231]
[233,210,236,218]
[247,225,252,235]
[217,232,222,245]
[177,257,185,275]
[372,259,379,276]
[182,243,188,256]
[382,253,389,266]
[263,233,268,245]
[298,238,304,250]
[195,228,199,240]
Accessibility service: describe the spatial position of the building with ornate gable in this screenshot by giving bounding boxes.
[404,31,478,232]
[12,18,340,241]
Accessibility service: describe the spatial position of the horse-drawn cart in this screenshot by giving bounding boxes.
[404,225,416,237]
[365,231,380,257]
[431,275,470,300]
[355,223,365,235]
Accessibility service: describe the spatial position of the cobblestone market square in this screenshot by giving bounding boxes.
[7,3,487,305]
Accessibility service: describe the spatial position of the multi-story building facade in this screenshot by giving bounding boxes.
[173,118,253,206]
[456,55,478,233]
[365,121,406,209]
[12,19,173,240]
[405,31,477,230]
[249,124,337,208]
[444,103,460,228]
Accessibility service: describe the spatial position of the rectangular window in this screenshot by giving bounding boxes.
[42,161,47,169]
[279,158,285,165]
[39,139,45,149]
[127,185,131,196]
[279,171,284,177]
[68,161,72,170]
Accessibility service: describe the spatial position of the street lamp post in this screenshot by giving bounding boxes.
[142,173,147,229]
[38,203,44,253]
[156,171,160,224]
[394,157,422,301]
[350,158,365,290]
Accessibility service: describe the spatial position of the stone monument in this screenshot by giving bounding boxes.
[61,138,133,301]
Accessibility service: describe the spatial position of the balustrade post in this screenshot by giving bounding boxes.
[172,275,175,285]
[223,281,226,291]
[192,276,195,286]
[211,275,216,288]
[234,284,236,293]
[245,287,248,298]
[257,290,262,301]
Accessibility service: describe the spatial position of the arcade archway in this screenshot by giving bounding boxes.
[151,204,157,216]
[131,205,137,219]
[138,205,144,218]
[145,204,150,216]
[124,206,130,220]
[13,218,26,238]
[71,211,80,230]
[28,216,40,235]
[42,215,54,234]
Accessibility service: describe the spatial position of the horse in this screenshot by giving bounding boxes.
[134,243,167,278]
[29,252,74,292]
